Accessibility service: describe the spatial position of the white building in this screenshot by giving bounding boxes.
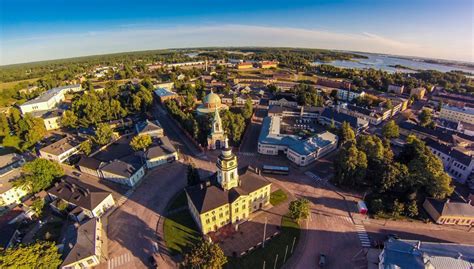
[19,84,81,115]
[99,157,145,187]
[39,136,83,163]
[258,116,338,166]
[145,137,178,169]
[426,139,474,184]
[440,105,474,125]
[19,88,65,114]
[337,88,365,101]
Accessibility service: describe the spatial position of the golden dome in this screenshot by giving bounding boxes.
[203,91,222,109]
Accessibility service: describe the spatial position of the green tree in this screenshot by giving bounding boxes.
[129,134,152,151]
[2,134,21,151]
[382,120,399,139]
[334,143,367,186]
[242,98,254,120]
[370,198,384,214]
[60,110,79,128]
[289,198,310,222]
[0,241,62,269]
[0,113,10,137]
[14,159,64,194]
[339,121,356,146]
[418,109,432,127]
[184,239,227,269]
[79,140,92,156]
[391,199,405,218]
[93,123,114,145]
[407,200,419,218]
[30,197,45,217]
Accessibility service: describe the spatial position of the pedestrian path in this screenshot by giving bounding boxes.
[108,252,132,269]
[355,224,371,247]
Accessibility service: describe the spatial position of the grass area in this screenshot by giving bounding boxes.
[270,189,288,206]
[167,191,188,211]
[0,78,38,91]
[33,216,64,243]
[226,215,300,269]
[163,210,201,256]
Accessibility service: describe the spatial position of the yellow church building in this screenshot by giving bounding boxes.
[185,148,271,234]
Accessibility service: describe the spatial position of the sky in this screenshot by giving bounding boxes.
[0,0,473,65]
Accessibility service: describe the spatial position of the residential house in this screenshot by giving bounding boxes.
[39,135,84,163]
[99,156,145,187]
[423,198,474,226]
[258,61,278,69]
[61,218,105,269]
[236,62,254,70]
[135,120,164,138]
[145,137,178,169]
[269,93,298,107]
[46,177,115,221]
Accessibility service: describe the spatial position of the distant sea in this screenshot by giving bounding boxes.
[315,53,474,74]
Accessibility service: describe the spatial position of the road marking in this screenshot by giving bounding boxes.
[354,224,371,247]
[108,252,133,269]
[239,152,256,156]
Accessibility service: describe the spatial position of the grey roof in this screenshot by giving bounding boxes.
[77,156,102,170]
[62,218,99,266]
[154,88,177,98]
[425,198,474,218]
[382,238,474,269]
[320,108,366,129]
[47,176,112,211]
[145,137,176,159]
[400,121,474,144]
[258,116,337,156]
[93,136,135,162]
[100,155,143,178]
[186,166,271,214]
[40,135,84,156]
[21,87,63,106]
[135,120,163,135]
[426,138,473,166]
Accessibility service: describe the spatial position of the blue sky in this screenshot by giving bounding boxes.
[1,0,473,65]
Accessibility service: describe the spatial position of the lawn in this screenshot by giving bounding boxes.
[226,215,300,269]
[167,190,188,212]
[270,189,288,206]
[163,210,201,256]
[0,78,38,91]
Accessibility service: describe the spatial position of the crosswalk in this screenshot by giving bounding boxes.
[355,224,371,247]
[116,189,134,205]
[239,152,256,156]
[334,215,352,225]
[108,252,132,269]
[305,171,325,183]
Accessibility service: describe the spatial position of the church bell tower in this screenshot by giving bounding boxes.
[216,148,239,190]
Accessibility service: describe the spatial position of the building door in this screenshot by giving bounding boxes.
[259,203,262,209]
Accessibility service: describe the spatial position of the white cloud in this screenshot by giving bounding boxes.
[1,24,472,65]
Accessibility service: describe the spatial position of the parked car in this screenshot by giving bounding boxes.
[318,253,327,267]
